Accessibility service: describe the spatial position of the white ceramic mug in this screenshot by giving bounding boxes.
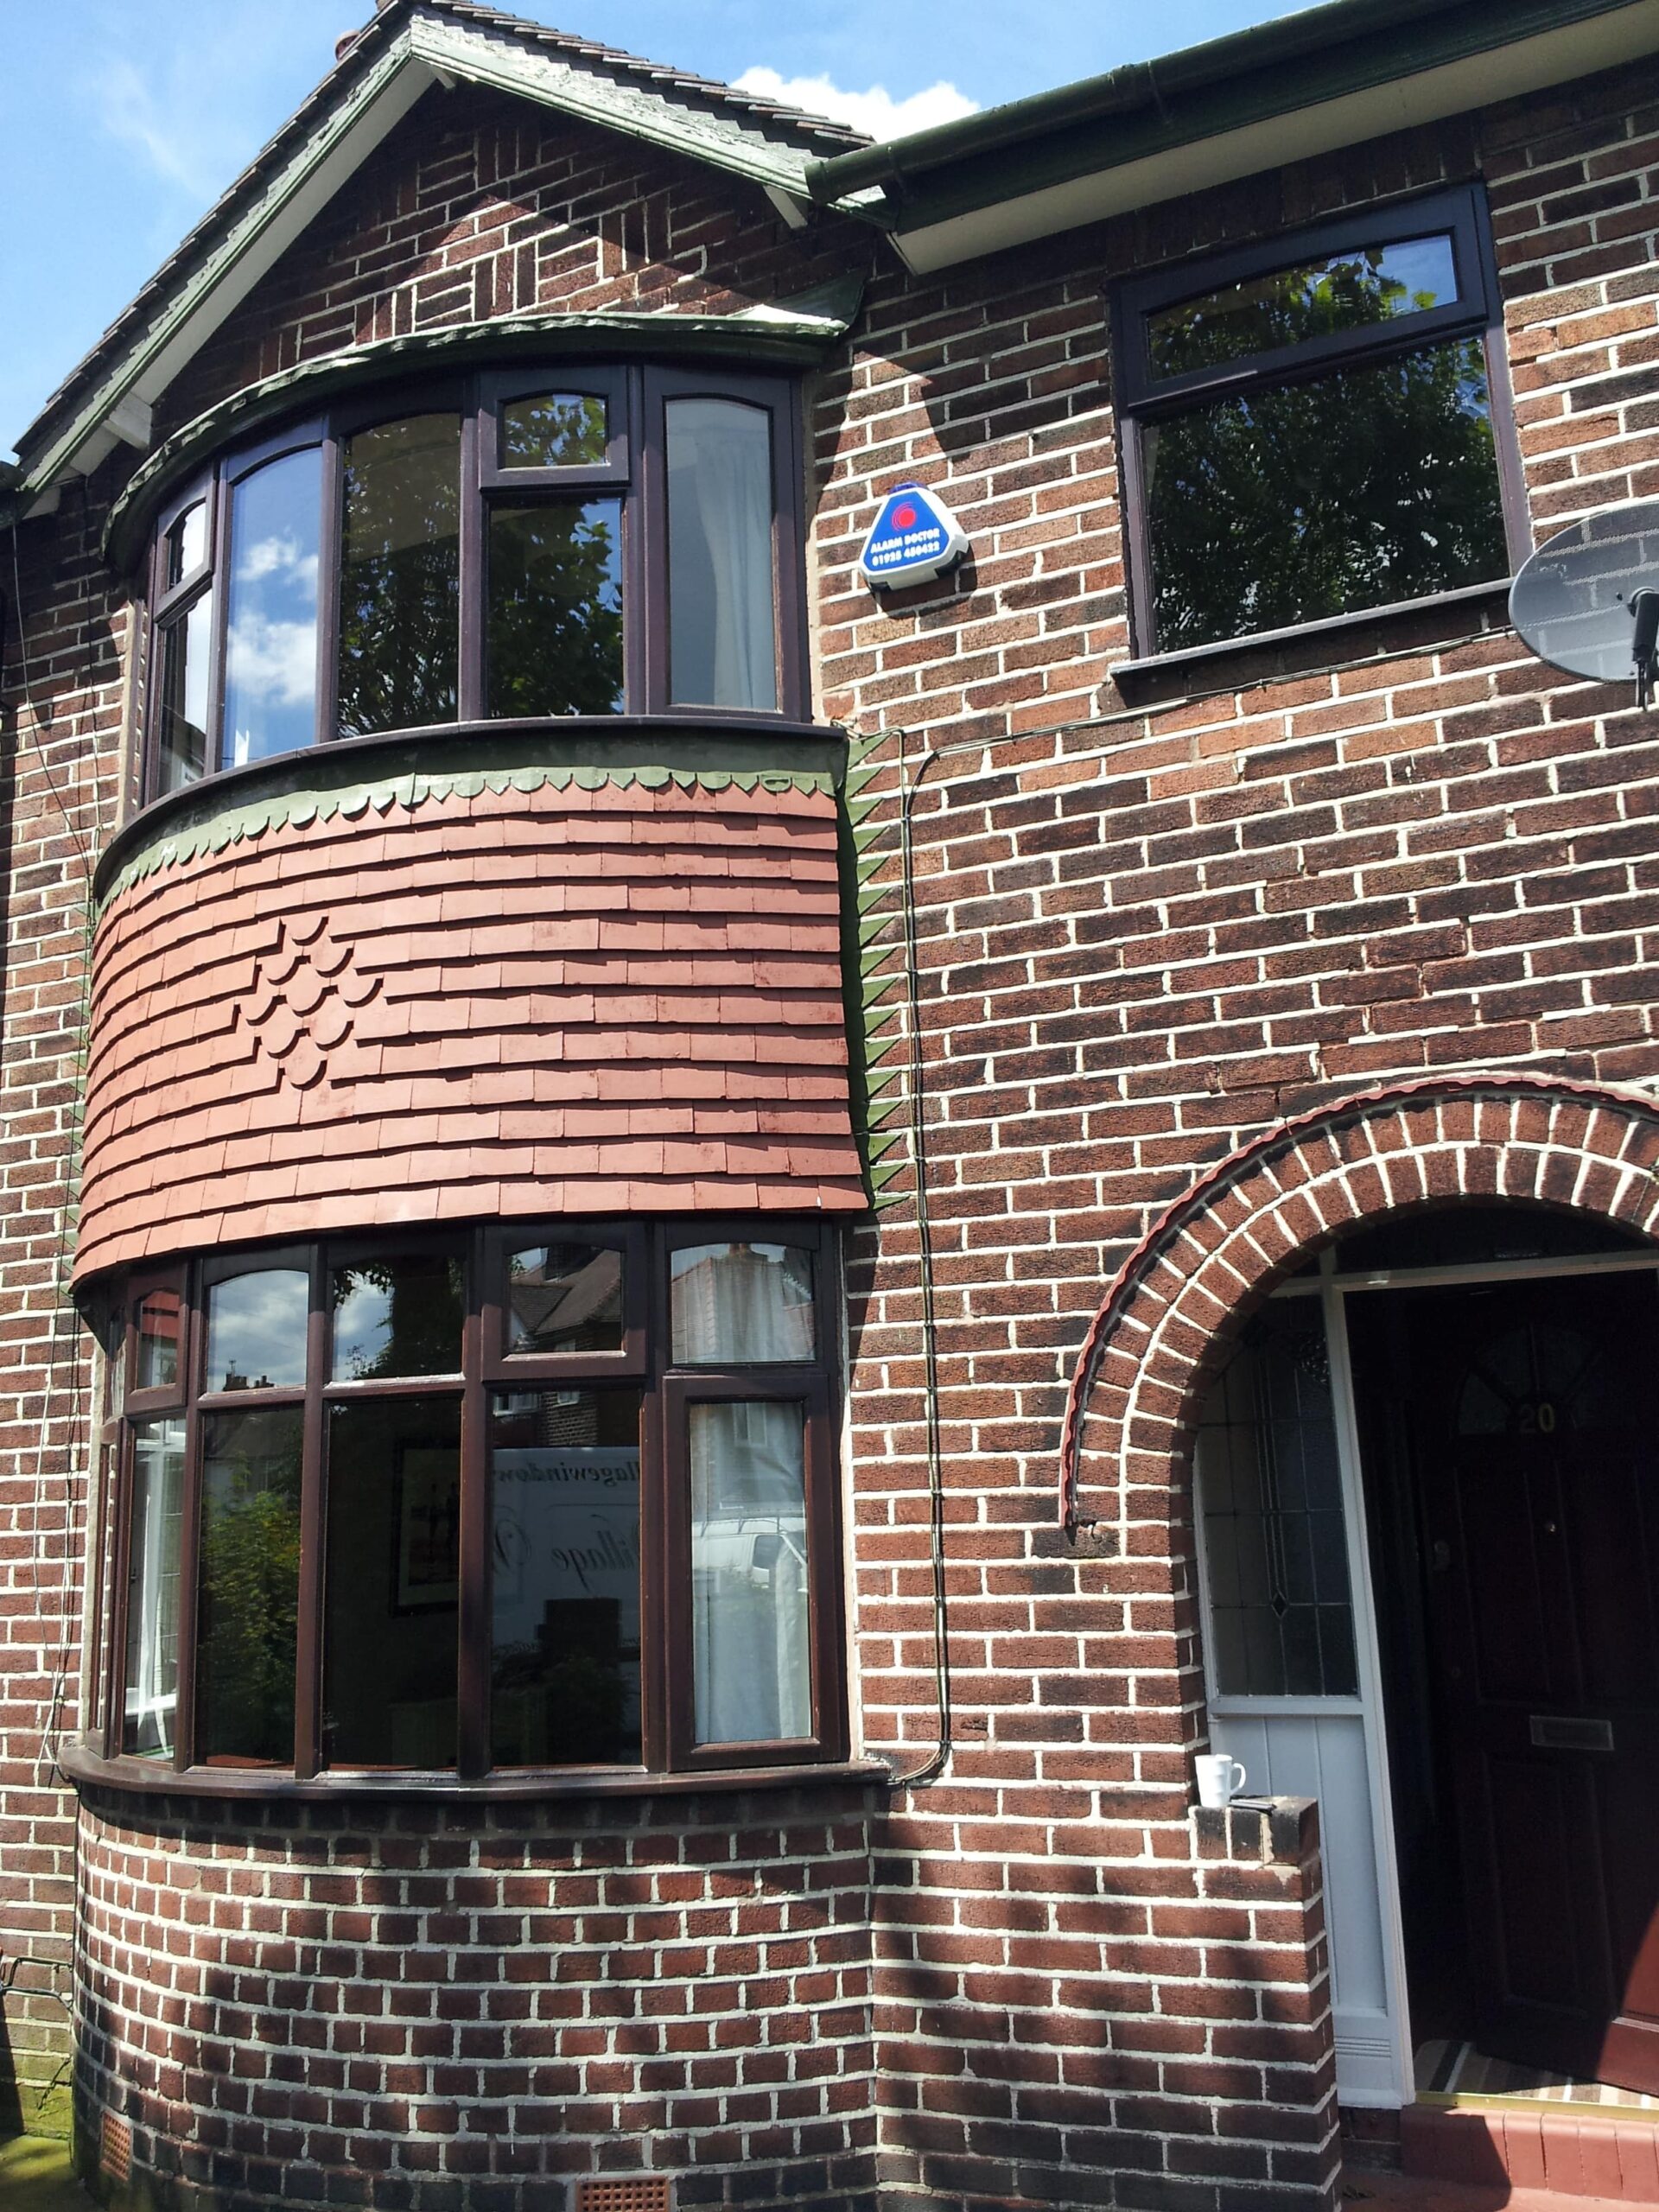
[1194,1751,1248,1808]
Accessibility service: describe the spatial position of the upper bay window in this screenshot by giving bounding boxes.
[1113,185,1526,658]
[102,1222,843,1783]
[141,365,803,803]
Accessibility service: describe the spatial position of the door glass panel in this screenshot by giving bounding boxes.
[666,397,778,711]
[206,1269,308,1393]
[222,447,321,768]
[671,1243,815,1365]
[322,1396,460,1767]
[1148,231,1460,379]
[196,1407,302,1763]
[690,1400,810,1745]
[502,392,608,469]
[337,414,461,735]
[1198,1300,1357,1696]
[123,1417,187,1758]
[156,590,213,794]
[486,500,624,716]
[330,1251,465,1381]
[505,1243,626,1357]
[135,1287,183,1393]
[489,1388,643,1766]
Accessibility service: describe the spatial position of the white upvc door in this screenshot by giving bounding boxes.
[1194,1265,1414,2108]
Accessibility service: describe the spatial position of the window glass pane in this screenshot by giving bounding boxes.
[196,1408,302,1763]
[330,1252,464,1381]
[1148,232,1460,380]
[323,1396,460,1767]
[506,1243,626,1357]
[502,392,608,469]
[164,499,207,589]
[666,397,778,711]
[490,1389,643,1766]
[690,1401,810,1745]
[1147,337,1507,652]
[222,448,321,770]
[671,1243,816,1365]
[156,589,213,795]
[206,1268,308,1394]
[135,1287,182,1393]
[123,1417,186,1758]
[486,500,624,717]
[1196,1302,1357,1697]
[337,414,461,736]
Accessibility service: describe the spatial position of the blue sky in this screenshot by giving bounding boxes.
[0,0,1311,458]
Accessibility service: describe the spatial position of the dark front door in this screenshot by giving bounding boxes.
[1394,1270,1659,2089]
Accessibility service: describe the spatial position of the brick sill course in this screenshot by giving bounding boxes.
[59,1735,892,1805]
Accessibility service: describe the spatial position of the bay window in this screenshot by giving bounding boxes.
[138,363,804,803]
[100,1223,843,1783]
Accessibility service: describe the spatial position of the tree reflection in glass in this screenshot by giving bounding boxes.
[331,1251,464,1381]
[337,415,461,735]
[124,1417,186,1758]
[502,392,607,469]
[196,1408,302,1762]
[487,501,623,716]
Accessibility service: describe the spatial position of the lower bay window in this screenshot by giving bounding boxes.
[101,1223,842,1782]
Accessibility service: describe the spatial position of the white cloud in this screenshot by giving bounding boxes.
[92,57,228,201]
[732,66,978,143]
[239,532,319,597]
[226,613,318,717]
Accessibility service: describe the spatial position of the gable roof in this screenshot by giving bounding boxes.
[10,0,874,512]
[805,0,1659,272]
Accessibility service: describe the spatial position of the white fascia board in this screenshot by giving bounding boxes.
[38,39,434,493]
[405,15,817,195]
[888,0,1659,274]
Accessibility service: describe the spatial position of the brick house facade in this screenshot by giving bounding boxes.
[5,3,1659,2207]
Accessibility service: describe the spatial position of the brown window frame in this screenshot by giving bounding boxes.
[1111,181,1530,660]
[137,362,810,805]
[100,1218,845,1786]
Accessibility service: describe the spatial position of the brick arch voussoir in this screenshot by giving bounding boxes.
[1060,1075,1659,1541]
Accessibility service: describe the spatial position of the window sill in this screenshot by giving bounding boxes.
[1110,577,1514,698]
[58,1735,891,1804]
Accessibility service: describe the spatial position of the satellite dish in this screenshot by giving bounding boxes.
[1510,500,1659,703]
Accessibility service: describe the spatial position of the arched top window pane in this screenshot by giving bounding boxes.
[666,397,778,712]
[337,414,461,737]
[222,448,321,770]
[502,392,608,469]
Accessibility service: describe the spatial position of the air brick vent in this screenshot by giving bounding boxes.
[100,2113,132,2183]
[574,2180,672,2212]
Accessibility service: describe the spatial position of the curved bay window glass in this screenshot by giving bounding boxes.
[137,364,803,802]
[1115,184,1524,655]
[100,1220,842,1781]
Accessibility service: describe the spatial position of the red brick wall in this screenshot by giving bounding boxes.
[76,1783,881,2210]
[77,772,862,1282]
[828,54,1659,2212]
[2,29,1656,2212]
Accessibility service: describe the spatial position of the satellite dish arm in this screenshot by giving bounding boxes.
[1633,589,1659,710]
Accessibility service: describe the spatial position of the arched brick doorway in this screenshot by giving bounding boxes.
[1062,1075,1659,2109]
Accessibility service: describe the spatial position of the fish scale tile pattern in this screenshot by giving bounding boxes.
[77,774,865,1279]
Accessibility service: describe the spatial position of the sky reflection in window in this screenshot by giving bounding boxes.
[222,448,321,769]
[206,1269,309,1393]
